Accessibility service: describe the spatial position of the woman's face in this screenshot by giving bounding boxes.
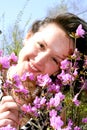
[17,23,74,77]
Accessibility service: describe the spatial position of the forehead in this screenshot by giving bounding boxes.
[38,23,73,56]
[36,23,66,41]
[39,23,67,42]
[27,23,74,60]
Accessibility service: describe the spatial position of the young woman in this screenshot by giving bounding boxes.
[0,12,87,129]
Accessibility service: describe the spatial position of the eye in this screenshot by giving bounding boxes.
[52,57,58,64]
[37,42,45,49]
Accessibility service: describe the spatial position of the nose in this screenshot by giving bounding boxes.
[32,52,49,71]
[35,52,48,64]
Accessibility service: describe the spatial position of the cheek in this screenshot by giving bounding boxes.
[18,48,26,62]
[45,63,59,76]
[18,45,35,62]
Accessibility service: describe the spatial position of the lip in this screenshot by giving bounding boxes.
[28,62,40,73]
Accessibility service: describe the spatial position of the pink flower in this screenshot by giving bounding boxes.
[12,74,21,85]
[0,56,10,69]
[0,125,16,130]
[40,97,46,105]
[82,117,87,123]
[73,69,78,77]
[21,72,35,81]
[74,126,81,130]
[62,119,73,130]
[48,84,60,93]
[76,24,85,38]
[21,104,38,116]
[15,84,29,95]
[48,92,65,108]
[33,96,41,108]
[73,93,80,106]
[33,96,46,108]
[49,109,57,117]
[58,70,74,85]
[9,52,18,63]
[50,115,64,130]
[36,74,52,87]
[60,59,71,70]
[21,104,32,113]
[4,79,13,89]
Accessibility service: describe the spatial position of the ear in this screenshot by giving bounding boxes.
[23,31,33,46]
[25,31,33,39]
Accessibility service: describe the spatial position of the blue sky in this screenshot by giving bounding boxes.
[0,0,87,38]
[0,0,59,32]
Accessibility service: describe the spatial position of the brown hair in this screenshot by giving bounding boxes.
[29,13,87,55]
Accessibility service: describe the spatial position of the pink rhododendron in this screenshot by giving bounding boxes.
[82,117,87,123]
[9,52,18,63]
[60,59,71,70]
[74,126,81,130]
[0,56,10,69]
[76,24,85,38]
[73,93,80,106]
[49,109,57,117]
[58,70,75,85]
[48,83,60,93]
[0,26,87,130]
[0,125,16,130]
[21,72,35,81]
[36,74,52,86]
[48,92,65,108]
[50,115,64,130]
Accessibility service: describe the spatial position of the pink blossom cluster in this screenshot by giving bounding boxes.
[0,24,87,130]
[0,125,16,130]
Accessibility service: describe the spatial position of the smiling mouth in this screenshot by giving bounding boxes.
[29,62,39,72]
